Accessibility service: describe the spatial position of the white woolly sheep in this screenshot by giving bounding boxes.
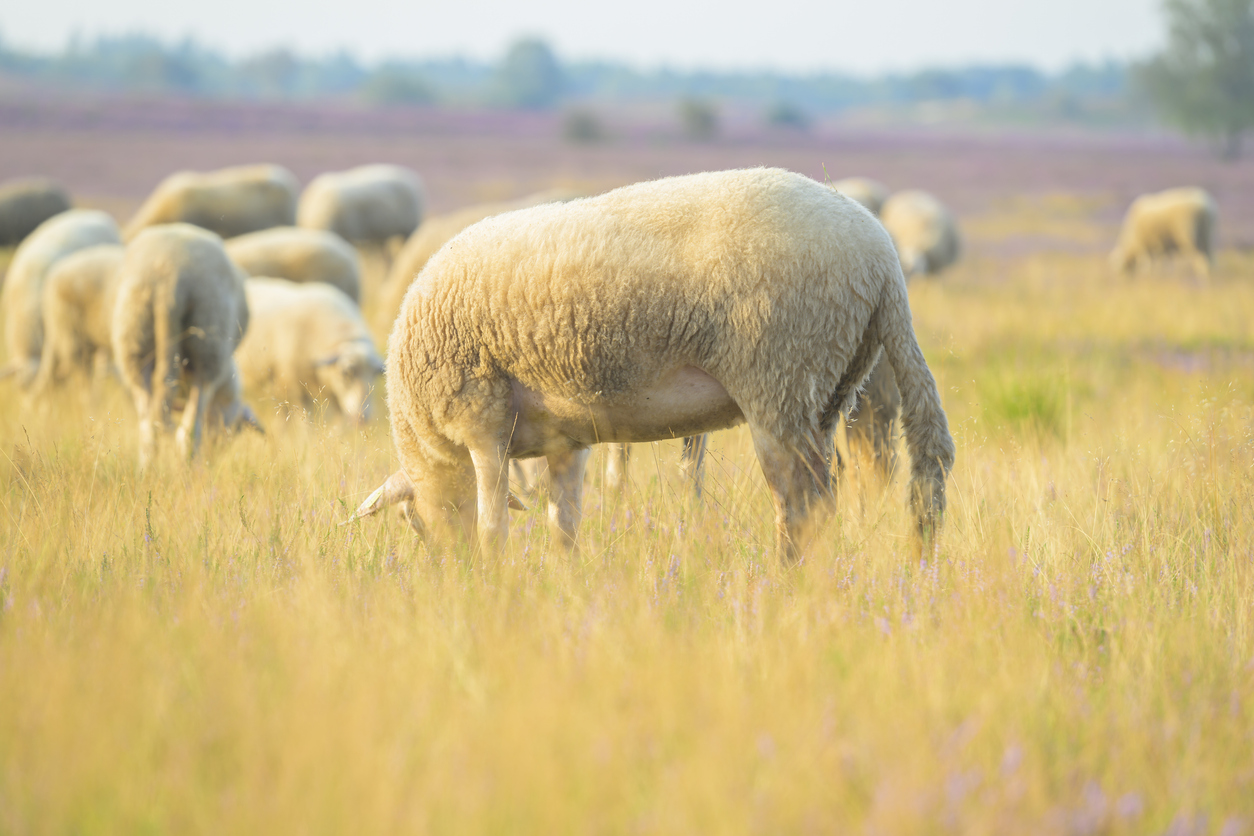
[348,168,955,562]
[30,244,126,394]
[1,209,121,386]
[123,164,299,242]
[112,223,257,468]
[235,278,384,424]
[880,190,961,277]
[297,164,425,246]
[225,226,362,304]
[0,177,72,247]
[1110,187,1217,280]
[831,177,890,217]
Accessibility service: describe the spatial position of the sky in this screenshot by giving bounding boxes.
[2,0,1165,74]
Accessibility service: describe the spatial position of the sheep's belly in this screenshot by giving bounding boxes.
[508,365,743,456]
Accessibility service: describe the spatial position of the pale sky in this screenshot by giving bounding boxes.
[2,0,1164,74]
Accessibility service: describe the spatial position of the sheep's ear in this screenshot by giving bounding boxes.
[341,469,414,525]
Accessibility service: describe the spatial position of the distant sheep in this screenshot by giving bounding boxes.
[30,244,126,394]
[1110,187,1217,280]
[1,209,121,386]
[112,224,257,467]
[880,190,961,277]
[831,177,890,216]
[297,164,425,246]
[123,164,299,241]
[226,226,362,304]
[235,278,384,425]
[0,177,72,247]
[348,168,954,561]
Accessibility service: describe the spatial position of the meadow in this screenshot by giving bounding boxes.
[1,106,1253,832]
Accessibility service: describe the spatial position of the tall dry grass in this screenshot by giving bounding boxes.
[1,204,1252,833]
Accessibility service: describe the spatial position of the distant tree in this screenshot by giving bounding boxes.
[678,98,719,140]
[1138,0,1254,159]
[765,100,810,129]
[494,38,564,109]
[562,107,605,143]
[361,66,435,106]
[240,49,301,98]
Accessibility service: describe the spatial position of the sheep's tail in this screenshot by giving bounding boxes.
[874,266,955,549]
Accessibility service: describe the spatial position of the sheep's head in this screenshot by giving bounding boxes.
[898,247,927,277]
[1108,244,1134,275]
[314,341,385,425]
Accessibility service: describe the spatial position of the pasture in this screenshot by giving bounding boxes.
[2,103,1253,832]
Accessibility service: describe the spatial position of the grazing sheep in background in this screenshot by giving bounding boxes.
[112,224,257,468]
[297,164,425,246]
[880,190,961,277]
[831,177,890,216]
[1,209,121,386]
[30,244,126,394]
[226,226,362,304]
[0,177,72,247]
[1109,187,1217,281]
[123,165,299,242]
[235,278,384,425]
[348,168,954,561]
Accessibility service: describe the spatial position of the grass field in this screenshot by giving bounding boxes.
[2,113,1254,832]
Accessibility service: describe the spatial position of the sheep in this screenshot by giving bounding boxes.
[1,209,121,386]
[347,167,955,562]
[297,164,425,246]
[880,190,961,277]
[30,244,126,394]
[235,278,384,424]
[123,164,299,242]
[112,223,257,468]
[840,355,901,482]
[831,177,890,216]
[225,226,362,304]
[0,177,72,247]
[1109,187,1217,281]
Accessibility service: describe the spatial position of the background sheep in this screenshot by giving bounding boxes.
[123,164,299,242]
[0,177,72,247]
[350,168,954,561]
[297,164,425,246]
[1109,187,1217,280]
[226,226,362,304]
[236,278,384,425]
[30,244,126,394]
[112,223,256,467]
[831,177,890,216]
[1,209,121,386]
[880,189,962,277]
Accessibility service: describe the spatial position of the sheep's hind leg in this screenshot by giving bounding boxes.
[470,443,513,553]
[546,447,591,551]
[750,426,834,565]
[176,381,217,462]
[604,443,630,496]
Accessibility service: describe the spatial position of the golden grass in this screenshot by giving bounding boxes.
[2,218,1253,833]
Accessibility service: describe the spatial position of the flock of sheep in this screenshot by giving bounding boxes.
[0,163,1220,560]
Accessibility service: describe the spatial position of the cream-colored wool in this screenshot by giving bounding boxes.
[353,168,955,561]
[0,177,72,247]
[236,278,384,424]
[880,190,961,277]
[379,188,583,328]
[31,244,126,394]
[226,227,362,304]
[112,224,255,468]
[297,164,425,245]
[123,165,299,242]
[1110,187,1217,280]
[831,177,890,217]
[1,209,121,386]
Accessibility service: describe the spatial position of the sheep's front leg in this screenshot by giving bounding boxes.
[681,434,709,498]
[604,442,630,495]
[134,386,156,472]
[547,447,591,551]
[470,444,512,552]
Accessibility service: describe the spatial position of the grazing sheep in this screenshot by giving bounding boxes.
[235,278,384,424]
[348,168,954,561]
[225,226,362,304]
[0,177,72,247]
[112,224,256,468]
[297,164,425,246]
[30,244,126,394]
[1110,187,1217,280]
[831,177,890,216]
[880,190,961,277]
[123,164,299,241]
[1,209,121,386]
[841,355,901,481]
